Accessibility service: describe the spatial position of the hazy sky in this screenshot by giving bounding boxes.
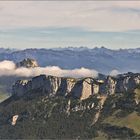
[0,1,140,49]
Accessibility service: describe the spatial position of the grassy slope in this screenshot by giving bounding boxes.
[135,88,140,102]
[0,93,9,102]
[104,111,140,134]
[102,88,140,135]
[0,84,10,102]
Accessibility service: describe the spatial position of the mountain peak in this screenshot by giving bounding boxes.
[16,58,39,68]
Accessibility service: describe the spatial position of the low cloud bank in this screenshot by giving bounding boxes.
[0,60,98,78]
[109,69,120,77]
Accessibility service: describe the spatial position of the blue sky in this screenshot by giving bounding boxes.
[0,1,140,49]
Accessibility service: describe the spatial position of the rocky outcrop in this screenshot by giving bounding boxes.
[16,58,38,68]
[12,73,140,100]
[99,73,140,95]
[11,115,19,126]
[100,76,116,95]
[12,76,100,100]
[116,73,140,93]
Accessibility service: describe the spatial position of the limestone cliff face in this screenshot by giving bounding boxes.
[12,76,99,100]
[99,73,140,95]
[12,73,140,100]
[115,73,140,93]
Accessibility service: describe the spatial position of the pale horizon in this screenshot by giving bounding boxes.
[0,1,140,49]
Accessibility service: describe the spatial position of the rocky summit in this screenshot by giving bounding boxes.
[0,72,140,139]
[16,58,38,68]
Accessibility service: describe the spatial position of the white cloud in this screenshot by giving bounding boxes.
[0,60,98,78]
[0,60,16,70]
[109,69,120,77]
[0,1,140,31]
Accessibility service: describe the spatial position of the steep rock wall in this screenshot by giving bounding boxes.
[12,73,140,100]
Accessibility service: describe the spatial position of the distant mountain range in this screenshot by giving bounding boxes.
[0,47,140,73]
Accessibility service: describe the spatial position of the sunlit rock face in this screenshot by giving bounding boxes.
[66,78,99,100]
[12,73,140,100]
[16,58,38,68]
[65,78,76,96]
[11,115,19,126]
[78,78,99,100]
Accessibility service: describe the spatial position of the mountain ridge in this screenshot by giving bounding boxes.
[0,47,139,73]
[12,72,140,100]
